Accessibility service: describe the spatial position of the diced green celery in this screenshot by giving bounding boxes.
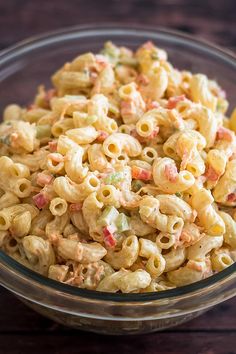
[119,57,138,67]
[131,179,144,192]
[101,42,120,65]
[216,100,228,113]
[108,102,119,117]
[36,124,52,139]
[73,111,87,120]
[97,206,119,226]
[0,135,11,146]
[115,213,130,232]
[105,172,124,186]
[64,95,86,101]
[151,52,160,60]
[73,112,97,126]
[103,41,119,56]
[85,115,97,125]
[175,192,182,198]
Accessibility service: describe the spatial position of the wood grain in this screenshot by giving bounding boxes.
[0,1,235,353]
[0,0,235,50]
[0,332,235,354]
[0,287,235,354]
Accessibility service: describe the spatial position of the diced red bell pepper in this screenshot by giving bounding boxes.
[132,166,152,181]
[167,95,186,109]
[103,226,117,248]
[204,165,220,182]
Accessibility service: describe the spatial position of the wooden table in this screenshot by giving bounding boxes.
[0,1,235,353]
[0,287,235,354]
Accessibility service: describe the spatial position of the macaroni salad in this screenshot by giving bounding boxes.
[0,41,235,293]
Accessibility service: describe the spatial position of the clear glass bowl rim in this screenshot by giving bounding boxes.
[0,24,235,303]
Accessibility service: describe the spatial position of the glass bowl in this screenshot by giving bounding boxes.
[0,25,235,335]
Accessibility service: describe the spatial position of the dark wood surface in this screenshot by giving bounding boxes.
[0,1,235,353]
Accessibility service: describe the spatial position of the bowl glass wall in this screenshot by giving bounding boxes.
[0,25,235,334]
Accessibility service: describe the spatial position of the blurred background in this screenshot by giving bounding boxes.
[0,0,235,51]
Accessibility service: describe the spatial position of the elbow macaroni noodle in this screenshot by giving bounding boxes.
[0,41,235,293]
